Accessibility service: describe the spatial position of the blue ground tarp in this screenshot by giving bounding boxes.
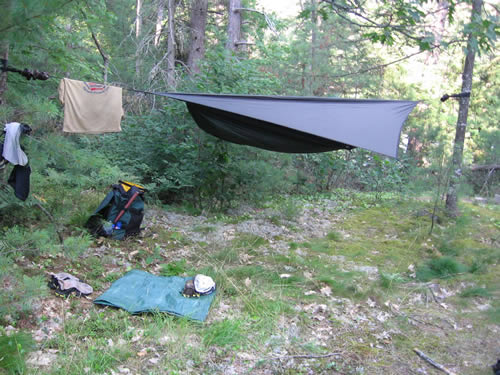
[94,270,216,322]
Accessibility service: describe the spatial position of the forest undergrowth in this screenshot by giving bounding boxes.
[0,185,498,375]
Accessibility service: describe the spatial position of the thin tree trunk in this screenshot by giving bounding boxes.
[445,0,482,216]
[226,0,241,52]
[0,42,9,105]
[187,0,208,74]
[0,0,11,105]
[154,0,166,47]
[136,0,142,38]
[310,0,318,95]
[166,0,177,88]
[135,0,142,76]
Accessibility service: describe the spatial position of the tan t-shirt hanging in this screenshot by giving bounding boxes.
[59,78,124,133]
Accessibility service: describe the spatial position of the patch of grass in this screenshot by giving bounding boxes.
[67,193,102,228]
[192,225,216,234]
[169,231,191,245]
[459,287,492,298]
[379,272,406,289]
[0,274,47,325]
[160,259,188,276]
[307,239,332,254]
[231,233,268,249]
[103,271,122,283]
[63,233,92,259]
[226,265,275,282]
[53,345,131,375]
[326,231,343,242]
[318,276,360,297]
[0,332,34,374]
[202,319,245,348]
[279,200,303,222]
[85,256,107,281]
[487,301,500,324]
[243,293,294,317]
[224,213,253,224]
[85,348,122,373]
[416,257,469,281]
[210,248,239,264]
[268,214,282,226]
[64,310,129,340]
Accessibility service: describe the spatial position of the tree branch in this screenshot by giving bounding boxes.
[321,0,441,48]
[414,348,457,375]
[265,352,343,361]
[0,0,77,34]
[233,7,277,35]
[80,9,109,83]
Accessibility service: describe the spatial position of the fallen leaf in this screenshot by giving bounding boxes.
[305,291,316,296]
[128,250,139,261]
[320,286,332,296]
[137,350,147,357]
[237,352,256,360]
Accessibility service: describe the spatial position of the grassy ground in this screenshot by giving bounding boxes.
[1,192,499,374]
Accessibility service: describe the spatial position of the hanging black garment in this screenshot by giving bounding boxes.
[8,164,31,201]
[0,142,6,170]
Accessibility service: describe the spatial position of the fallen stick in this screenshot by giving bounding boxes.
[414,348,457,375]
[265,352,342,361]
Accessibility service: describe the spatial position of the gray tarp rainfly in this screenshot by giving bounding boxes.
[158,93,418,158]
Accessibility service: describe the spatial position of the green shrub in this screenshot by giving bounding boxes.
[160,260,188,276]
[2,226,57,257]
[280,200,303,222]
[0,332,35,374]
[379,272,405,289]
[63,234,92,259]
[416,257,468,281]
[0,275,48,323]
[327,231,343,242]
[487,301,500,324]
[459,287,491,298]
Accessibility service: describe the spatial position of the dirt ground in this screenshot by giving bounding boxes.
[17,198,500,374]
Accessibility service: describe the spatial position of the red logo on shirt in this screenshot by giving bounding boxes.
[83,82,109,94]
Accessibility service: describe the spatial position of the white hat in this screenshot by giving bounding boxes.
[194,274,216,294]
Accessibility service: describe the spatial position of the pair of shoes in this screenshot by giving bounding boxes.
[48,272,93,297]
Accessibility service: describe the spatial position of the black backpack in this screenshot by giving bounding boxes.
[85,181,146,240]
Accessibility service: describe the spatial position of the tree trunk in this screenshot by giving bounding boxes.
[0,42,8,105]
[309,0,318,95]
[166,0,177,88]
[445,0,482,216]
[406,128,424,164]
[135,0,142,38]
[135,0,143,76]
[0,0,11,105]
[154,0,166,47]
[226,0,241,52]
[187,0,208,74]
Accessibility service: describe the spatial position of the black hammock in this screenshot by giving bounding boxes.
[157,93,418,158]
